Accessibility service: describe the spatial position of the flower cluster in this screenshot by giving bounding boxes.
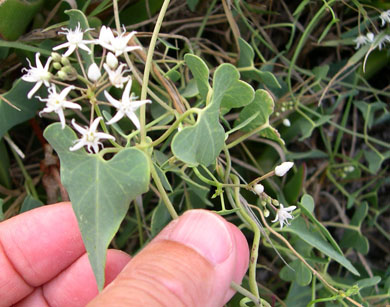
[354,10,390,50]
[21,23,151,154]
[252,161,297,229]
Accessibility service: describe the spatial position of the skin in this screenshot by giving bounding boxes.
[0,202,249,307]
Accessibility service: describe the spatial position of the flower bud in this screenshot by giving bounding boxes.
[53,62,62,70]
[283,118,291,127]
[51,52,62,62]
[57,70,68,80]
[253,184,264,195]
[99,25,112,44]
[61,57,70,66]
[275,161,294,177]
[264,209,270,218]
[88,63,102,82]
[106,52,118,69]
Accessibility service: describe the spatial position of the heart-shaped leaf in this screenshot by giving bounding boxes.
[44,123,150,290]
[172,64,249,166]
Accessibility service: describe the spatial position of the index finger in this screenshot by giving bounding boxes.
[0,202,85,305]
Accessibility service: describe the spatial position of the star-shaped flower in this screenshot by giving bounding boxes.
[104,79,151,129]
[97,25,141,57]
[70,117,115,154]
[21,52,52,99]
[354,34,368,49]
[380,10,390,27]
[272,204,296,229]
[103,62,130,88]
[53,22,93,57]
[37,85,81,129]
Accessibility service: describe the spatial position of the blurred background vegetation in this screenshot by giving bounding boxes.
[0,0,389,306]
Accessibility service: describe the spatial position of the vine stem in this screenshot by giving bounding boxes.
[140,0,171,145]
[150,159,178,219]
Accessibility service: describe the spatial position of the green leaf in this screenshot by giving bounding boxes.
[340,202,369,254]
[296,114,333,140]
[186,0,199,11]
[0,79,44,139]
[235,89,274,131]
[151,201,172,237]
[172,103,224,166]
[44,123,150,291]
[285,217,360,276]
[280,259,312,286]
[220,77,254,113]
[353,100,386,129]
[286,149,328,160]
[172,64,245,166]
[299,194,344,255]
[20,195,44,213]
[0,0,43,40]
[65,9,94,69]
[237,38,281,88]
[0,40,52,56]
[184,54,210,101]
[356,276,381,290]
[283,164,305,204]
[363,149,390,174]
[0,139,11,188]
[119,0,164,25]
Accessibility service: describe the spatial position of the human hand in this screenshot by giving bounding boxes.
[0,202,249,306]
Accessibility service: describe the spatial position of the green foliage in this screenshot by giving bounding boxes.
[172,63,254,166]
[0,0,43,40]
[1,1,389,306]
[44,123,150,290]
[0,80,43,139]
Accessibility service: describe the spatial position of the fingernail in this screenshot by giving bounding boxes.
[160,210,233,265]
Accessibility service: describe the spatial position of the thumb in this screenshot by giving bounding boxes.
[88,210,249,307]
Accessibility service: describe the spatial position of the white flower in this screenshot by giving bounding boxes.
[354,34,368,49]
[103,63,130,88]
[53,22,93,57]
[253,184,264,195]
[106,52,118,69]
[272,204,296,229]
[377,34,390,50]
[97,26,141,57]
[282,118,291,127]
[21,53,52,99]
[380,10,390,27]
[87,63,101,82]
[70,117,115,153]
[37,85,81,129]
[104,79,151,129]
[274,161,294,177]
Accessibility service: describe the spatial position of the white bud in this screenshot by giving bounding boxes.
[88,63,101,82]
[253,184,264,195]
[283,118,291,127]
[275,161,294,177]
[106,52,118,69]
[366,32,374,43]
